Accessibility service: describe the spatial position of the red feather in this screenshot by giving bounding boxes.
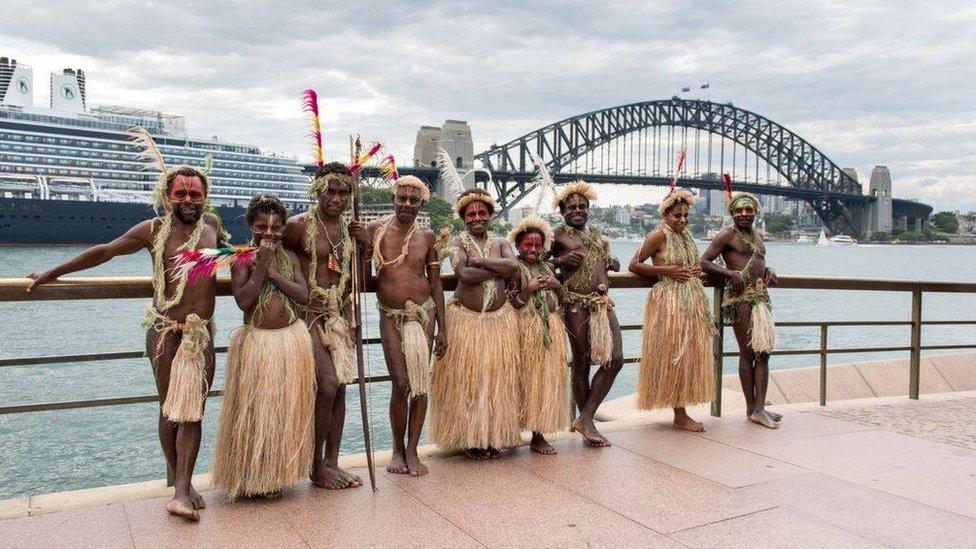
[350,141,384,176]
[723,172,733,198]
[300,89,324,168]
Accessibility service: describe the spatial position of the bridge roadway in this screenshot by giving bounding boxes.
[360,165,932,228]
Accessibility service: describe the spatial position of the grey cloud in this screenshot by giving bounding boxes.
[3,0,974,211]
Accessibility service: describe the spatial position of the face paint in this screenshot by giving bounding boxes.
[168,175,206,205]
[463,200,490,235]
[732,205,756,228]
[517,231,544,262]
[250,212,284,244]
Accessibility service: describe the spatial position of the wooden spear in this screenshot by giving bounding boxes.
[350,135,377,491]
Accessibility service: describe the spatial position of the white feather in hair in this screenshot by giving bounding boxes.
[435,147,467,202]
[126,126,167,174]
[529,151,558,214]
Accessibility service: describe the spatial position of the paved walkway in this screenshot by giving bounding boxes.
[2,393,976,548]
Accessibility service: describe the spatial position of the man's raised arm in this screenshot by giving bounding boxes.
[26,220,154,292]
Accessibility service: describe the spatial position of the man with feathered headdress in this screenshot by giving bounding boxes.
[550,181,623,447]
[429,187,522,459]
[701,186,781,429]
[26,127,224,521]
[507,215,571,455]
[283,161,369,489]
[629,187,715,432]
[361,172,447,476]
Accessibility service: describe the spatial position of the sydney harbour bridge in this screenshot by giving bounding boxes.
[362,98,932,239]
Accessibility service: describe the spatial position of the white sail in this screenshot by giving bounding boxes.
[816,229,830,247]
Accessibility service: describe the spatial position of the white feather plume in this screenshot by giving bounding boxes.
[126,126,167,173]
[435,147,467,202]
[529,151,557,214]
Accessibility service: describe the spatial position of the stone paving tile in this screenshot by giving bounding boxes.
[0,503,133,549]
[671,507,884,548]
[812,397,976,450]
[382,450,679,548]
[608,423,807,488]
[736,472,976,548]
[742,428,976,518]
[929,353,976,391]
[123,491,308,548]
[274,472,481,548]
[698,409,875,451]
[516,440,777,534]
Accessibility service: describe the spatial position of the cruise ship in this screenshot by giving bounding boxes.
[0,57,311,244]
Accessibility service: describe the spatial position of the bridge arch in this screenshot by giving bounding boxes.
[475,98,865,235]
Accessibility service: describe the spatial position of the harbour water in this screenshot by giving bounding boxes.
[1,241,975,499]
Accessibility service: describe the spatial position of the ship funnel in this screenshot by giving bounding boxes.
[0,57,34,108]
[50,68,86,113]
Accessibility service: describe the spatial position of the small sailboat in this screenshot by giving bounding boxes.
[815,229,830,247]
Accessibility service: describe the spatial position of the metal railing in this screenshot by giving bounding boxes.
[2,274,975,420]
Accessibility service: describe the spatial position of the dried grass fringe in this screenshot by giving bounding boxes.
[211,321,316,499]
[401,318,432,397]
[637,224,715,410]
[517,307,571,434]
[314,315,357,384]
[160,314,211,423]
[589,306,613,365]
[429,302,522,450]
[749,302,776,354]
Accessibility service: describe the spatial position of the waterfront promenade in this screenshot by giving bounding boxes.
[1,389,975,547]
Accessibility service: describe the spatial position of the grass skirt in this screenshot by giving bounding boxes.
[637,279,716,409]
[429,301,521,450]
[517,307,571,434]
[211,321,315,499]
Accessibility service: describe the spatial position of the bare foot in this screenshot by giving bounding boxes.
[337,468,363,487]
[464,448,490,460]
[572,418,611,447]
[673,415,706,432]
[189,486,206,510]
[405,448,429,476]
[165,496,200,522]
[767,410,783,422]
[386,451,409,474]
[311,467,352,489]
[749,410,780,429]
[486,446,501,459]
[530,433,557,455]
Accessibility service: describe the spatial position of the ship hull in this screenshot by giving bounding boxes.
[0,197,253,245]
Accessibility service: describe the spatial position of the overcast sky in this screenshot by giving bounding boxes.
[4,0,974,212]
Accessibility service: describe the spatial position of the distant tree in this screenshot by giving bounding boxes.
[931,211,959,234]
[764,213,794,236]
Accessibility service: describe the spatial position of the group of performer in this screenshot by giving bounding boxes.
[24,126,780,524]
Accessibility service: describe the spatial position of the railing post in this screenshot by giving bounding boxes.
[819,324,828,406]
[909,289,923,399]
[711,285,725,417]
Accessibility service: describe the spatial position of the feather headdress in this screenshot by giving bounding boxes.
[392,174,431,202]
[529,151,558,214]
[658,187,696,214]
[435,147,467,202]
[722,172,760,212]
[453,189,498,215]
[300,89,324,168]
[666,146,687,196]
[507,215,555,253]
[552,180,598,209]
[174,246,256,283]
[351,141,383,176]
